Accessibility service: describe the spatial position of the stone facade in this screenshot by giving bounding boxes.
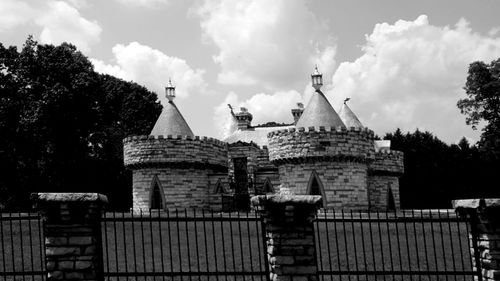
[252,194,322,281]
[124,135,228,211]
[454,199,500,281]
[32,193,107,281]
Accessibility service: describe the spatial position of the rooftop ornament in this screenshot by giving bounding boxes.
[311,65,323,91]
[165,78,175,102]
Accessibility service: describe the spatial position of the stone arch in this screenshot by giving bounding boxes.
[213,178,228,194]
[263,178,274,194]
[149,175,165,210]
[387,187,396,210]
[306,171,327,206]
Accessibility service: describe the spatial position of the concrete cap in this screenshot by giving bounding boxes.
[251,194,322,207]
[452,198,500,209]
[32,193,108,203]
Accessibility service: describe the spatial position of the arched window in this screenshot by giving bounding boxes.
[263,178,274,194]
[387,187,396,210]
[150,176,164,210]
[213,179,228,194]
[306,171,326,206]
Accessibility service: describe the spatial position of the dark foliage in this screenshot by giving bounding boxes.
[0,37,162,210]
[384,129,499,209]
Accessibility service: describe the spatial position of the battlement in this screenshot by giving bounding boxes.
[267,126,376,164]
[369,150,404,175]
[123,135,228,169]
[267,126,374,138]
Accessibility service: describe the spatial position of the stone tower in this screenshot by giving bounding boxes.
[123,81,228,211]
[267,68,403,210]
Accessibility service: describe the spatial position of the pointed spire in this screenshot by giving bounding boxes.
[338,98,364,129]
[150,80,194,136]
[295,90,345,128]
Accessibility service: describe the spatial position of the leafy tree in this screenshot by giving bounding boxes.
[0,37,162,210]
[458,58,500,159]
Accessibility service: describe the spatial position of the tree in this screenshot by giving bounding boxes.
[0,37,162,210]
[458,58,500,159]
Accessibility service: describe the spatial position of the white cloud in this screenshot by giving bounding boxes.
[114,0,168,8]
[0,0,101,54]
[214,90,304,138]
[91,42,208,102]
[36,1,101,54]
[193,0,336,90]
[326,15,500,143]
[0,0,35,31]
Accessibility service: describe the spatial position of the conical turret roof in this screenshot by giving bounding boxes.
[150,100,194,136]
[338,102,364,128]
[295,90,346,128]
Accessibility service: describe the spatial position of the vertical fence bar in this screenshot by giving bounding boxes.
[201,210,210,278]
[158,210,165,281]
[175,209,182,280]
[1,215,7,281]
[324,210,333,278]
[244,211,255,281]
[360,211,369,281]
[193,210,201,277]
[375,211,386,281]
[445,210,457,281]
[211,210,220,281]
[437,211,449,281]
[219,211,228,281]
[228,211,236,273]
[150,210,157,281]
[166,209,174,274]
[112,212,120,281]
[403,211,412,281]
[350,210,360,281]
[184,209,192,281]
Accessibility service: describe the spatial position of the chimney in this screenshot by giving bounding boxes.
[235,107,253,130]
[291,102,304,124]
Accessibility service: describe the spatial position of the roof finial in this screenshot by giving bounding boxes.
[311,65,323,91]
[344,97,351,104]
[165,78,175,102]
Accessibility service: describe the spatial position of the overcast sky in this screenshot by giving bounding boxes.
[2,0,500,143]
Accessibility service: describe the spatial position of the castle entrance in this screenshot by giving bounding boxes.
[233,157,250,210]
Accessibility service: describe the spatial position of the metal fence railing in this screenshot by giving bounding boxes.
[0,212,46,281]
[314,209,478,281]
[101,210,269,281]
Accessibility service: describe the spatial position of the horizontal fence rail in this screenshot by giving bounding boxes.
[101,210,269,281]
[0,212,46,281]
[314,209,478,281]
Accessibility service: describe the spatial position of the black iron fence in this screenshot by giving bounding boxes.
[101,210,269,281]
[0,212,46,281]
[0,209,480,281]
[314,209,478,281]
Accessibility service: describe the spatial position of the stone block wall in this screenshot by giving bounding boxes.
[277,161,369,209]
[32,193,107,281]
[132,167,222,211]
[124,135,227,169]
[367,175,400,210]
[267,126,375,163]
[369,150,404,175]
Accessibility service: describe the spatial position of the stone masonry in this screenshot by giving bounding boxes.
[32,193,107,281]
[252,194,322,281]
[454,198,500,281]
[124,135,228,211]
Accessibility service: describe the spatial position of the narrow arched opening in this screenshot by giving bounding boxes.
[150,176,164,210]
[263,178,274,194]
[306,171,326,207]
[387,187,396,210]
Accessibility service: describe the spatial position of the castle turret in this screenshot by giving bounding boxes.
[235,107,253,130]
[267,67,373,210]
[291,102,304,124]
[124,80,228,211]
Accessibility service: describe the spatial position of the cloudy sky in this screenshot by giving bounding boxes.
[2,0,500,143]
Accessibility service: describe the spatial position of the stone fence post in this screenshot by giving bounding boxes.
[251,194,322,281]
[32,193,108,281]
[453,198,500,281]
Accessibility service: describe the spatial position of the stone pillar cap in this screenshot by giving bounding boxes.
[251,194,322,207]
[452,198,500,209]
[32,193,108,203]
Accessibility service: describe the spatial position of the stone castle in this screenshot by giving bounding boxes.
[123,68,404,211]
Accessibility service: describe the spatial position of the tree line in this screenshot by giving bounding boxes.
[0,37,162,210]
[0,38,498,210]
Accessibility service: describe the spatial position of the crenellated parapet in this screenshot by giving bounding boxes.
[123,135,228,170]
[267,126,376,164]
[369,150,404,175]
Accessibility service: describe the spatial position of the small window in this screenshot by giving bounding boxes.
[307,171,326,206]
[263,178,274,194]
[387,187,395,210]
[150,176,164,210]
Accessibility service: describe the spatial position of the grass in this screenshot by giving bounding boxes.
[1,210,476,281]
